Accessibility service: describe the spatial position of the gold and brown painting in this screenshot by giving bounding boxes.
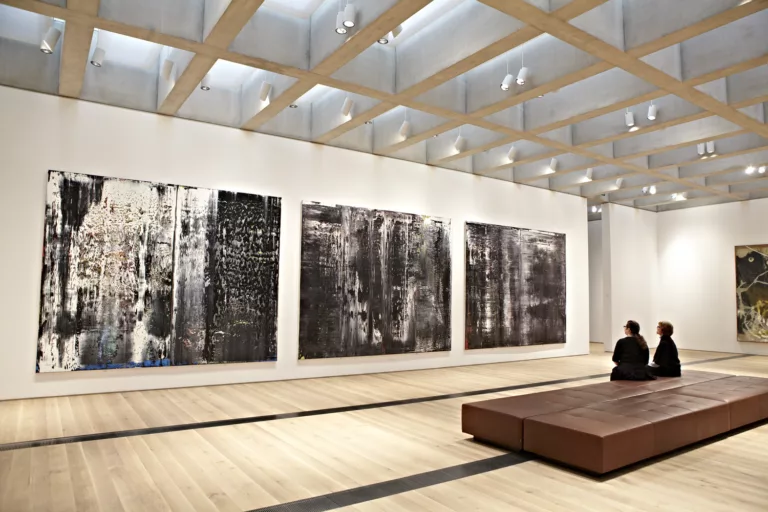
[736,245,768,343]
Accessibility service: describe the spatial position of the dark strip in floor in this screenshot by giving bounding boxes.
[247,452,532,512]
[0,353,751,452]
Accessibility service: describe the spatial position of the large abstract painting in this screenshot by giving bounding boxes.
[736,244,768,342]
[465,222,566,349]
[299,202,451,359]
[37,171,280,372]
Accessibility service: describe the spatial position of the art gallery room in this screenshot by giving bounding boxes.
[3,0,768,510]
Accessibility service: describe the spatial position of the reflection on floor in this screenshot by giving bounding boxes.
[1,346,766,511]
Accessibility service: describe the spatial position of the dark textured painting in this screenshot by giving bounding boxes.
[736,245,768,342]
[465,222,565,349]
[299,202,451,359]
[37,171,280,372]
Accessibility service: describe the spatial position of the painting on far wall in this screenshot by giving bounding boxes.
[465,222,566,349]
[37,171,281,372]
[736,244,768,343]
[299,202,452,359]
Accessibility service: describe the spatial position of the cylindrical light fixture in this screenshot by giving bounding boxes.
[343,3,356,28]
[706,140,715,154]
[259,81,272,102]
[454,135,466,152]
[200,73,211,91]
[759,166,766,174]
[585,168,593,181]
[378,34,389,44]
[40,26,62,54]
[335,11,347,34]
[649,185,657,195]
[624,110,635,127]
[399,120,411,138]
[549,157,558,172]
[647,103,657,120]
[591,206,597,213]
[90,47,105,67]
[161,59,175,81]
[697,143,706,156]
[342,97,354,117]
[507,145,516,162]
[615,178,624,189]
[516,66,529,86]
[500,73,514,91]
[391,24,403,38]
[746,165,756,175]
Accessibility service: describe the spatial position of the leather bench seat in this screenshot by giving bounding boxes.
[461,370,728,452]
[670,376,768,428]
[524,393,730,473]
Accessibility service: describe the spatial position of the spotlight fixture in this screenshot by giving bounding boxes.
[584,168,593,182]
[642,186,649,195]
[598,206,602,213]
[90,47,105,67]
[341,97,354,117]
[625,110,635,128]
[615,178,624,189]
[697,143,706,156]
[391,25,403,38]
[706,140,715,156]
[649,185,657,195]
[40,25,62,54]
[399,110,411,139]
[161,59,175,81]
[500,73,514,91]
[335,11,347,34]
[289,104,298,108]
[454,134,467,152]
[746,165,756,175]
[343,3,356,28]
[647,102,657,121]
[671,193,678,200]
[507,145,516,162]
[591,206,597,213]
[200,73,211,91]
[759,166,766,174]
[378,35,389,44]
[516,66,529,86]
[549,157,558,173]
[259,81,272,102]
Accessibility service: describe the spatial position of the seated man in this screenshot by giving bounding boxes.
[648,321,681,377]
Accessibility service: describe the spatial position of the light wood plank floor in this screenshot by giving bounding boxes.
[1,346,766,511]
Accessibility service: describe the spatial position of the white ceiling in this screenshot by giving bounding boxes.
[0,0,767,217]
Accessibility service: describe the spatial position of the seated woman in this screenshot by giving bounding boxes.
[611,320,655,381]
[648,321,681,377]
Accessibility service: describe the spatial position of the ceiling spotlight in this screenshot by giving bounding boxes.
[90,47,105,67]
[615,178,624,189]
[391,25,403,38]
[697,143,706,156]
[200,73,211,91]
[378,35,389,44]
[343,3,356,28]
[507,145,516,162]
[342,97,354,117]
[584,168,593,182]
[399,119,411,138]
[649,185,657,195]
[161,59,175,81]
[454,134,467,152]
[642,186,649,195]
[598,206,602,213]
[706,140,715,155]
[625,110,635,128]
[759,166,766,174]
[647,103,657,121]
[40,25,62,54]
[677,192,688,201]
[746,165,756,175]
[591,206,597,213]
[549,157,558,172]
[335,11,348,34]
[364,120,373,125]
[500,73,514,91]
[289,104,298,108]
[259,81,272,102]
[671,193,678,200]
[516,66,529,86]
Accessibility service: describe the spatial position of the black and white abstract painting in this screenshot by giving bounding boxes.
[37,171,280,372]
[736,244,768,343]
[299,202,451,359]
[465,222,566,349]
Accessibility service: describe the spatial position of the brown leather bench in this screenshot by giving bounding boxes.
[462,371,768,474]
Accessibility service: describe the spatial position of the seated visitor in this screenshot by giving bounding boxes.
[648,321,681,377]
[611,320,655,381]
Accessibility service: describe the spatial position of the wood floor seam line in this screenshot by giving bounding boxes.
[0,353,751,452]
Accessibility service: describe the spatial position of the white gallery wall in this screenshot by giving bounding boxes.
[0,86,589,400]
[657,198,768,356]
[588,220,603,344]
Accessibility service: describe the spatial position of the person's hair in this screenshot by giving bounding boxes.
[626,320,648,350]
[658,321,674,337]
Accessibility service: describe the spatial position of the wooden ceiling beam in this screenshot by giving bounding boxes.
[57,0,99,98]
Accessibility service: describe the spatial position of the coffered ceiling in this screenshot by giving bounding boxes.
[0,0,767,218]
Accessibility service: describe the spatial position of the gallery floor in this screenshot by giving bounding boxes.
[1,345,767,512]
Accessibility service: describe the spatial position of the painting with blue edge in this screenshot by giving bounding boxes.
[37,171,281,372]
